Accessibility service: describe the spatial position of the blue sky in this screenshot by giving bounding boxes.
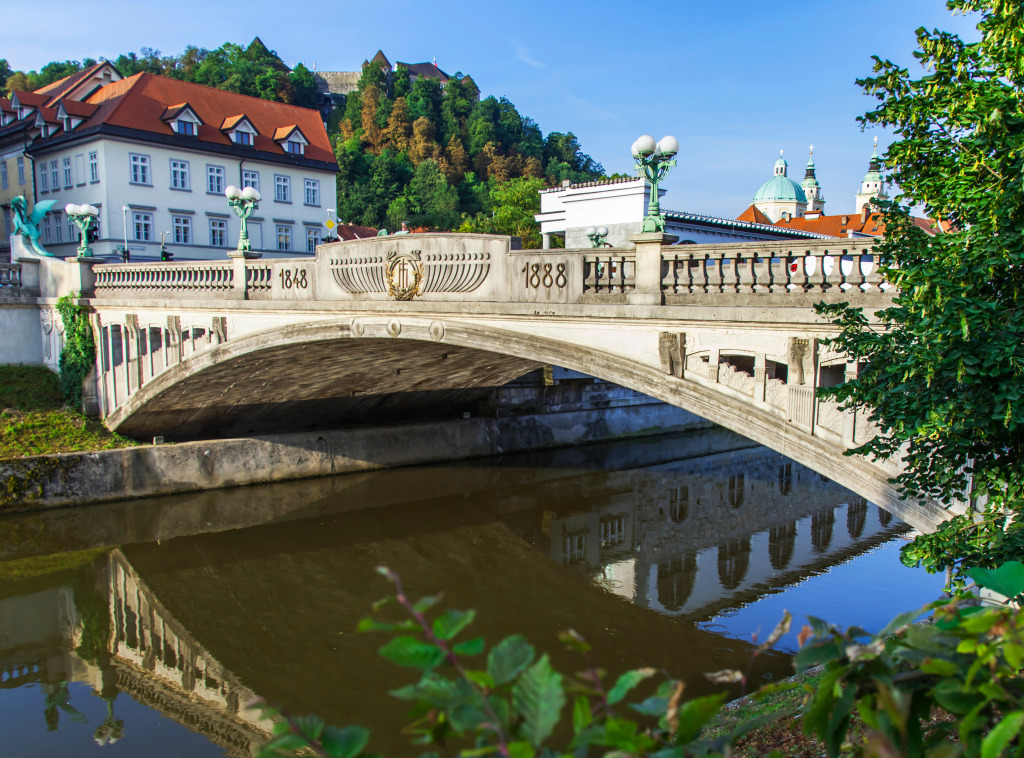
[10,1,978,218]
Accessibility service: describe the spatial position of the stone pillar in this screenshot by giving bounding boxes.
[231,256,248,300]
[842,360,859,447]
[14,258,40,296]
[67,257,97,297]
[542,233,551,250]
[628,232,677,306]
[754,353,767,403]
[707,347,720,383]
[124,315,141,395]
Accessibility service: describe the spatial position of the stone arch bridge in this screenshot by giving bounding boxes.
[9,232,947,530]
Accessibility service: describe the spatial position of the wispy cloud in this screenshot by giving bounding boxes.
[511,39,545,69]
[564,94,623,124]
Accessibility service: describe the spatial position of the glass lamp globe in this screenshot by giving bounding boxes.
[634,134,656,156]
[241,187,260,201]
[597,226,609,237]
[65,203,81,215]
[225,185,242,200]
[658,136,679,156]
[585,226,596,236]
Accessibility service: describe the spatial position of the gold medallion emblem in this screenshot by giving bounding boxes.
[385,250,424,301]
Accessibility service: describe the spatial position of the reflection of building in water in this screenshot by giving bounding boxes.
[108,551,268,756]
[0,553,270,757]
[542,446,904,618]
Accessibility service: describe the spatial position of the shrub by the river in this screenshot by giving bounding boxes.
[252,563,1024,758]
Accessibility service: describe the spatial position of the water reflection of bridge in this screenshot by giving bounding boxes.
[0,435,913,756]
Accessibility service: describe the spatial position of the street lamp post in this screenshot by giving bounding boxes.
[585,225,609,248]
[631,134,679,233]
[225,185,262,259]
[64,204,99,258]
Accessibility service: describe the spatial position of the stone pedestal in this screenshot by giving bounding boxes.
[67,256,97,297]
[628,232,677,305]
[14,258,40,296]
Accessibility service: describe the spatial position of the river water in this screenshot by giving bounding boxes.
[0,427,946,757]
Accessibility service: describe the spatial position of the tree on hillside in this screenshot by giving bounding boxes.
[408,76,443,126]
[818,0,1024,580]
[289,63,318,109]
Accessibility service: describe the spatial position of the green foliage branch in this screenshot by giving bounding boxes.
[815,0,1024,582]
[55,295,96,409]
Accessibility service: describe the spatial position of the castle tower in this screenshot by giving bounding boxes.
[855,137,887,213]
[801,145,825,213]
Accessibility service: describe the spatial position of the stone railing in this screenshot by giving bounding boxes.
[660,241,883,297]
[85,236,887,306]
[94,262,235,298]
[0,263,23,295]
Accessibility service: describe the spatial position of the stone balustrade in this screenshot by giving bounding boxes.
[87,235,886,307]
[0,263,23,294]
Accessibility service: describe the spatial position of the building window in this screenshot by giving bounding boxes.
[63,157,72,188]
[42,216,51,244]
[242,170,259,191]
[50,161,59,190]
[0,162,7,189]
[274,175,290,202]
[89,152,99,182]
[209,219,227,247]
[304,178,320,206]
[53,211,63,243]
[177,121,195,136]
[2,207,11,235]
[234,131,252,145]
[170,159,190,190]
[17,157,25,185]
[130,154,151,185]
[66,212,75,242]
[276,224,292,251]
[172,215,192,244]
[132,211,153,241]
[286,140,304,155]
[39,164,48,192]
[306,227,320,253]
[207,165,225,194]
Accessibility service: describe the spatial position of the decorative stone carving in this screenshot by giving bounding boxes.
[350,318,365,337]
[789,338,809,385]
[658,331,684,377]
[330,250,490,299]
[386,318,402,337]
[40,310,54,359]
[124,314,140,337]
[166,316,181,346]
[765,378,786,410]
[429,321,445,341]
[816,399,844,436]
[718,363,755,396]
[212,317,228,344]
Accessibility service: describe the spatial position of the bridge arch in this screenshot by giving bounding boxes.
[104,316,946,531]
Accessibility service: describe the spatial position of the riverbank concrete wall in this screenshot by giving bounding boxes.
[0,402,712,512]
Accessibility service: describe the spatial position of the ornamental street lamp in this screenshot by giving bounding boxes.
[586,225,609,248]
[631,134,679,233]
[225,185,262,259]
[64,203,99,257]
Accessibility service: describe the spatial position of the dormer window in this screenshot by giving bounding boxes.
[162,103,203,138]
[274,125,308,156]
[221,114,258,147]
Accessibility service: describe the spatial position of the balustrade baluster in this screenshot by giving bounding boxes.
[809,253,828,292]
[845,253,867,291]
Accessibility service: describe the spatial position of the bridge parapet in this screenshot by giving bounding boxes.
[89,234,886,308]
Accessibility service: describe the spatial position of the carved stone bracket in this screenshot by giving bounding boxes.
[212,317,228,344]
[658,331,685,378]
[789,338,809,385]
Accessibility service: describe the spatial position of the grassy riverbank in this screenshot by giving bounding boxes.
[0,366,135,459]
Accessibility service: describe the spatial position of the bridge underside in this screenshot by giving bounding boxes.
[113,338,542,440]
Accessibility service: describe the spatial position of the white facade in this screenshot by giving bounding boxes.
[536,178,825,248]
[31,137,336,261]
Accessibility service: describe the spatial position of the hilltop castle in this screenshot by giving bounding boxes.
[312,50,450,119]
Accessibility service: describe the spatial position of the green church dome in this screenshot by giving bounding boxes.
[753,175,807,203]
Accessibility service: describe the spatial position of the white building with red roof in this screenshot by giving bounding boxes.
[2,63,338,261]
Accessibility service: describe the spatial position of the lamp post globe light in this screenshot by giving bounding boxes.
[225,185,262,259]
[65,203,99,258]
[632,134,678,233]
[586,225,610,248]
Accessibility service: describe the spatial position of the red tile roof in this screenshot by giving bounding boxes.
[736,204,773,225]
[77,73,335,166]
[773,211,946,238]
[36,62,117,107]
[335,224,379,240]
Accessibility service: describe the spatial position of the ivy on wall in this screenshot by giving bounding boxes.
[55,295,96,409]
